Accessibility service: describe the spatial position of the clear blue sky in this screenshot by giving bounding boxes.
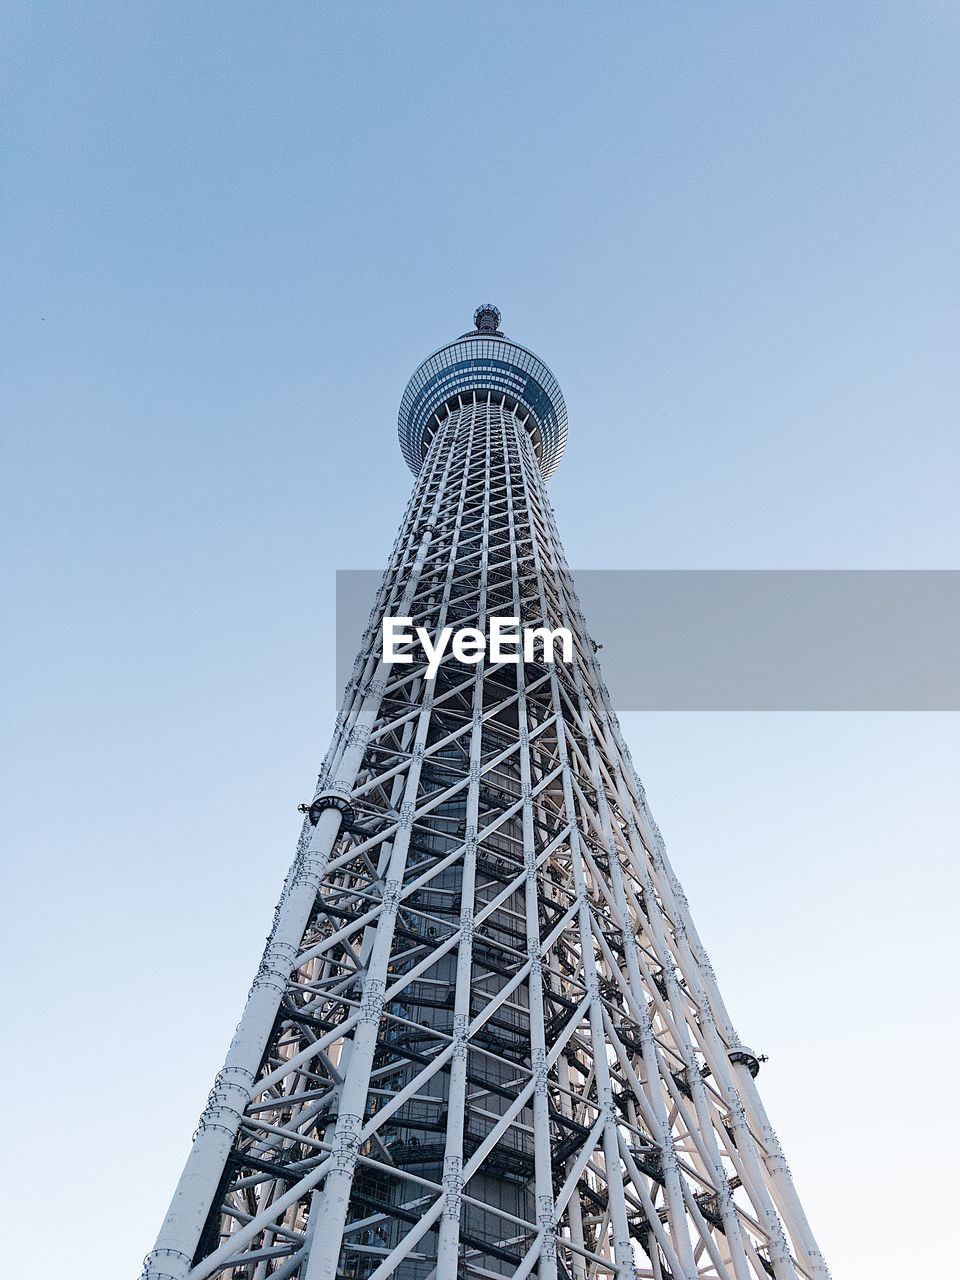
[2,5,958,1277]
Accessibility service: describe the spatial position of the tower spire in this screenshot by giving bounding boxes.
[473,303,502,333]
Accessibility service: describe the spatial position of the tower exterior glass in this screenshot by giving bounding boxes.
[144,309,829,1280]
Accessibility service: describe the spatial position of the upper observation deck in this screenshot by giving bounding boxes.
[398,305,568,480]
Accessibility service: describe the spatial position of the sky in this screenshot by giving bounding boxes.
[2,4,959,1277]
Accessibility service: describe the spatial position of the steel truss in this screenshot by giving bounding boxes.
[144,383,829,1280]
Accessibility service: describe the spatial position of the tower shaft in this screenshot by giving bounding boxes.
[144,318,828,1280]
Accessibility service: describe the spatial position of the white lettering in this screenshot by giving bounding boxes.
[417,624,452,680]
[452,627,485,663]
[523,626,573,664]
[380,616,574,678]
[383,616,413,663]
[489,616,521,663]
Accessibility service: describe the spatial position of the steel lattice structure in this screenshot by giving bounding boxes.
[143,307,829,1280]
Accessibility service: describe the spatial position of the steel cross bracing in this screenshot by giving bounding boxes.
[144,392,829,1280]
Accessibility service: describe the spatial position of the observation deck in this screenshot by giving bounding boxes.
[398,305,568,480]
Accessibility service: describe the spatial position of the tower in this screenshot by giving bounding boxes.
[143,307,829,1280]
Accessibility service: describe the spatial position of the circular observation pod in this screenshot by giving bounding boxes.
[398,306,568,480]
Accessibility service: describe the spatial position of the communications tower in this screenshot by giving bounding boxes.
[143,307,829,1280]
